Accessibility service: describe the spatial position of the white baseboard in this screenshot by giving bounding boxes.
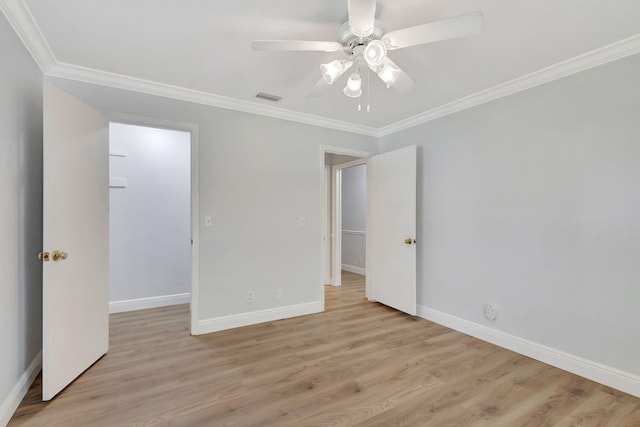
[109,293,190,314]
[341,264,366,276]
[195,301,323,335]
[417,305,640,398]
[0,351,42,427]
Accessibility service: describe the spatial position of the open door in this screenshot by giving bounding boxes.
[41,83,109,400]
[366,145,417,315]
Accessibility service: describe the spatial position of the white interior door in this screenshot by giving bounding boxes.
[42,82,110,401]
[366,145,417,315]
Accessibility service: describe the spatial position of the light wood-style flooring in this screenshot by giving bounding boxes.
[10,271,640,426]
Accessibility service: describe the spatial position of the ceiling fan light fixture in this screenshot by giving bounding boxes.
[320,60,353,84]
[343,72,362,98]
[363,40,387,67]
[377,63,400,88]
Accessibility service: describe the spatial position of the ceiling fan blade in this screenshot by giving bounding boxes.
[306,78,331,97]
[382,12,483,50]
[348,0,377,38]
[377,57,415,92]
[251,40,344,52]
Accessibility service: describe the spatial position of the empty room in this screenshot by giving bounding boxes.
[1,0,639,426]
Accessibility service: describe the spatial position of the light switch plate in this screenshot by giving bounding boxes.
[204,216,212,228]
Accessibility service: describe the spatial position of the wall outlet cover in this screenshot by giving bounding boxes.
[484,304,497,321]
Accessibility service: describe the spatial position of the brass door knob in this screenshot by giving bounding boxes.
[404,238,416,245]
[38,251,50,262]
[52,250,68,261]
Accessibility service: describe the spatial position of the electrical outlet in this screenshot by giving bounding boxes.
[484,304,497,321]
[298,216,306,227]
[247,290,254,303]
[276,288,284,300]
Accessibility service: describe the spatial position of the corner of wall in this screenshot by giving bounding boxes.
[195,301,323,335]
[0,352,41,427]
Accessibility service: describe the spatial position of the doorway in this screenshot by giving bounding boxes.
[321,146,372,307]
[321,144,418,315]
[106,114,200,334]
[108,122,191,313]
[332,159,368,286]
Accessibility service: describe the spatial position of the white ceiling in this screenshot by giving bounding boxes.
[6,0,640,134]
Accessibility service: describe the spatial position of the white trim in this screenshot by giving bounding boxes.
[331,165,343,287]
[41,36,640,139]
[0,351,41,427]
[0,0,56,71]
[341,264,366,276]
[323,164,331,285]
[45,62,379,137]
[189,124,200,336]
[378,34,640,137]
[2,0,640,138]
[417,305,640,398]
[320,146,374,163]
[335,158,368,170]
[109,293,191,314]
[342,229,365,236]
[195,301,323,335]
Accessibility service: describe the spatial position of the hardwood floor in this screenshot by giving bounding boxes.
[10,271,640,426]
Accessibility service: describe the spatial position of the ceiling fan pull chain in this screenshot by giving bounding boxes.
[367,67,371,113]
[357,63,362,112]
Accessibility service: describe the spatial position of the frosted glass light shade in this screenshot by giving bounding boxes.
[320,60,352,84]
[364,40,387,67]
[343,72,362,98]
[377,63,400,88]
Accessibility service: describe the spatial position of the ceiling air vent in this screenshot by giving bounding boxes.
[255,92,283,102]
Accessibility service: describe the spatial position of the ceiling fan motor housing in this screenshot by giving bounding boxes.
[338,20,385,54]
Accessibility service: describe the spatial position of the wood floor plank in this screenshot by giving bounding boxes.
[9,271,640,426]
[556,389,638,427]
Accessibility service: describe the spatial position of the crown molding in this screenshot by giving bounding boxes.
[46,33,640,139]
[377,34,640,137]
[3,0,640,139]
[46,62,379,137]
[0,0,55,71]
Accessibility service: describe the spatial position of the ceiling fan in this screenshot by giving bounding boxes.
[251,0,483,99]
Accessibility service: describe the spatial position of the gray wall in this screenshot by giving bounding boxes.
[341,164,366,273]
[109,123,191,303]
[48,76,377,321]
[379,53,640,376]
[4,2,638,411]
[0,12,43,420]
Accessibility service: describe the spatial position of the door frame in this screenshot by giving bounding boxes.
[320,145,374,308]
[331,158,367,287]
[323,164,331,285]
[107,112,200,335]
